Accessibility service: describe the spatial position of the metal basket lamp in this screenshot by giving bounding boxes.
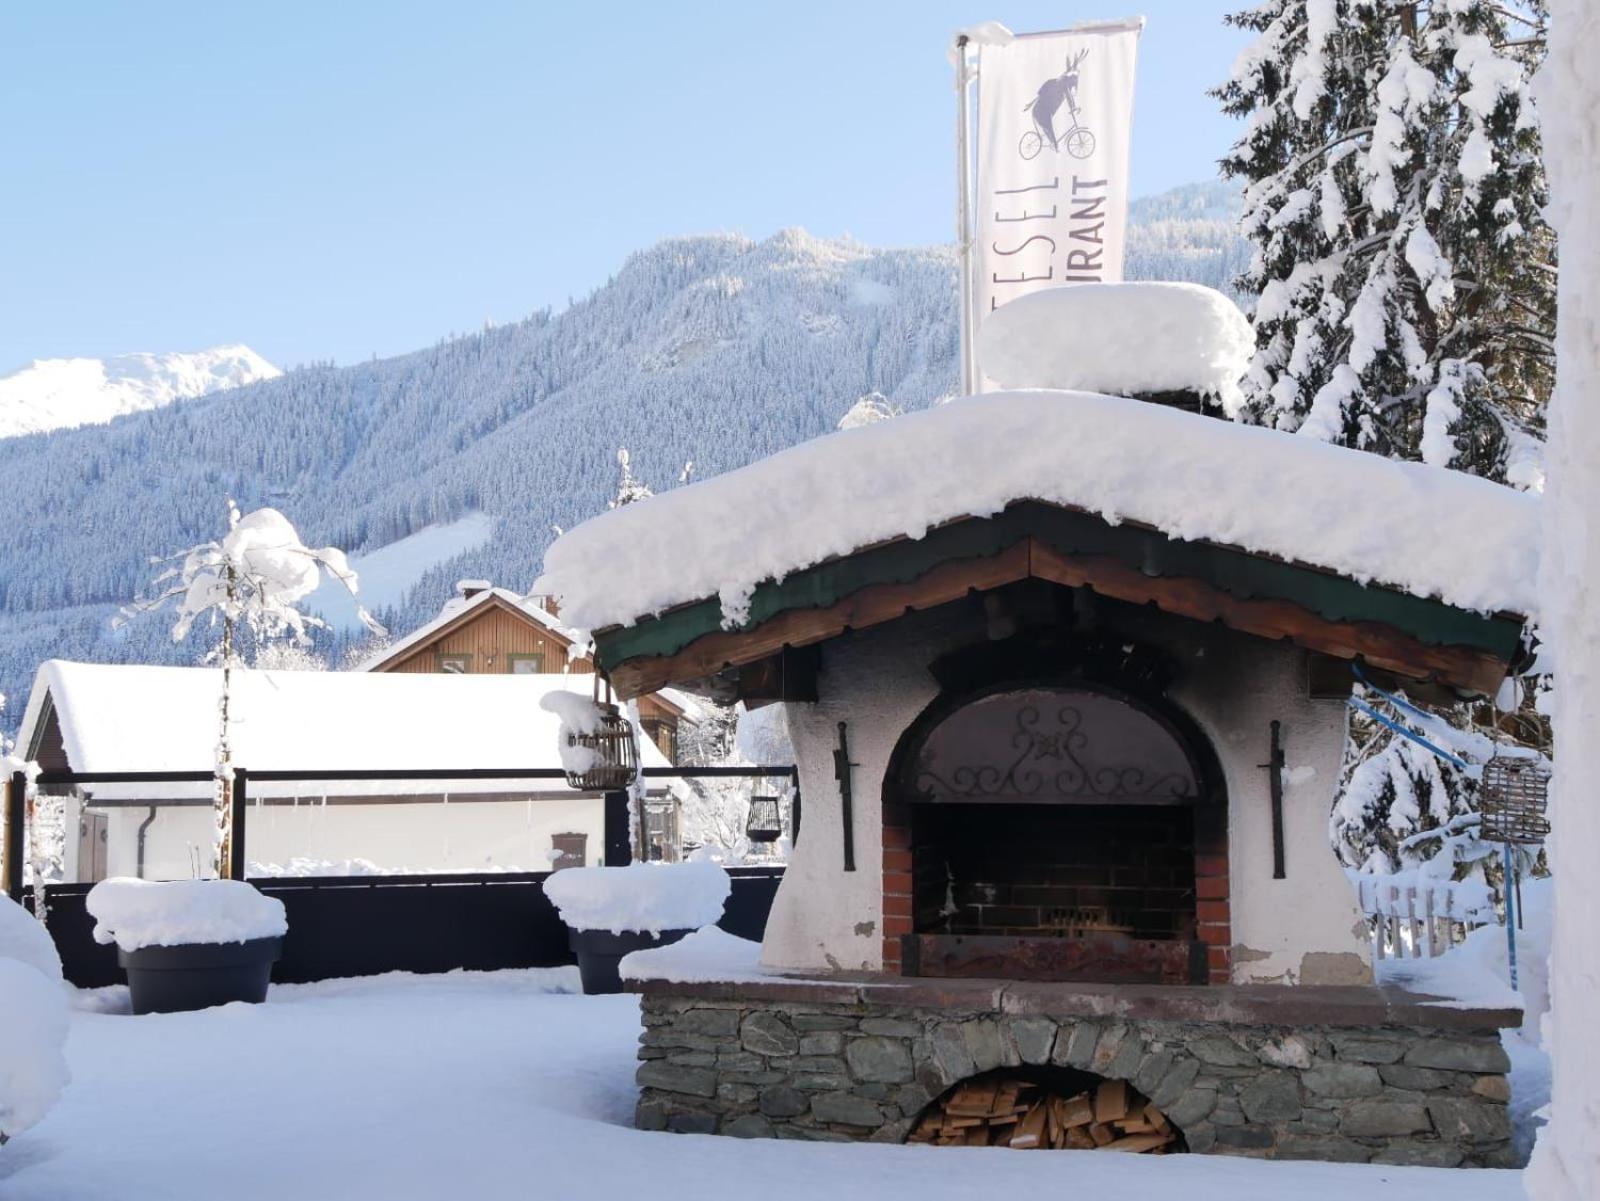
[1478,755,1551,846]
[745,794,783,844]
[563,675,640,792]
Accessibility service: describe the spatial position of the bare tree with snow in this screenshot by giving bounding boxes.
[120,503,382,877]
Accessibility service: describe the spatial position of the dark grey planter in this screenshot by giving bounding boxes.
[568,927,690,995]
[118,936,283,1015]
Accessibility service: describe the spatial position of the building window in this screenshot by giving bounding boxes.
[437,653,472,674]
[640,717,677,763]
[508,654,545,675]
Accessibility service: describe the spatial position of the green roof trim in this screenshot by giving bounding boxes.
[594,503,1524,673]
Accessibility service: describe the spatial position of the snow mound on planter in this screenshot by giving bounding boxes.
[0,893,62,981]
[978,282,1253,406]
[621,925,765,984]
[0,957,70,1140]
[86,878,287,952]
[538,391,1540,632]
[543,862,729,935]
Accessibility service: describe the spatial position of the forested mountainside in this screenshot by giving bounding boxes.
[0,182,1246,731]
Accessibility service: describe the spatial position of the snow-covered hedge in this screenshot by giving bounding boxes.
[0,894,62,982]
[978,282,1253,406]
[0,958,70,1143]
[85,878,287,952]
[543,862,729,935]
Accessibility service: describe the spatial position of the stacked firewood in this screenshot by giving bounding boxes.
[907,1076,1177,1152]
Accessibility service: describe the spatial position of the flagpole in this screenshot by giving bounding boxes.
[953,34,977,396]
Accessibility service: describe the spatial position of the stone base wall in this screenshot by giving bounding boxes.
[636,994,1516,1167]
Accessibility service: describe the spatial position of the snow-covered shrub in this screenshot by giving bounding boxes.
[0,894,61,982]
[0,958,69,1145]
[543,862,730,936]
[86,878,287,952]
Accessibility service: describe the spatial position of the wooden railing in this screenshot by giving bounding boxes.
[1351,874,1491,960]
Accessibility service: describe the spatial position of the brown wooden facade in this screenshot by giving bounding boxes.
[379,595,591,677]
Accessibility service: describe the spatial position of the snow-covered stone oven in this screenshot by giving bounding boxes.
[537,284,1535,1165]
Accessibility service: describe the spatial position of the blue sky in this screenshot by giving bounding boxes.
[0,3,1248,371]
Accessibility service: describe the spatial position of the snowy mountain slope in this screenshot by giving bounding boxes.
[0,344,281,439]
[0,183,1245,727]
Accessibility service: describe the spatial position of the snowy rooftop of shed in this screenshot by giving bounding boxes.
[20,661,673,801]
[538,389,1540,636]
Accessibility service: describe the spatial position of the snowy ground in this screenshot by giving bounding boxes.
[0,970,1528,1201]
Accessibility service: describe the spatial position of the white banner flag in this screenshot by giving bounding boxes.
[973,20,1143,337]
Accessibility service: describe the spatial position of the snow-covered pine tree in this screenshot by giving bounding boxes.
[1217,0,1554,485]
[608,448,654,508]
[1218,2,1554,896]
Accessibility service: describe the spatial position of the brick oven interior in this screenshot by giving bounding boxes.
[910,802,1198,942]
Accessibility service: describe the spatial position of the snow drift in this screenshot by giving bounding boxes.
[0,958,69,1142]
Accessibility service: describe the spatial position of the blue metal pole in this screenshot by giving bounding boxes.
[1502,843,1519,992]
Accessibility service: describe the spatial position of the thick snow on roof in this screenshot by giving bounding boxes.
[20,662,672,800]
[978,283,1254,409]
[537,390,1540,633]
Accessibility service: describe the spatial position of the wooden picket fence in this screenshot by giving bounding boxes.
[1352,876,1489,960]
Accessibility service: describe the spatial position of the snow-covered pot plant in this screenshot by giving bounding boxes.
[543,862,731,995]
[86,878,288,1014]
[100,503,380,1012]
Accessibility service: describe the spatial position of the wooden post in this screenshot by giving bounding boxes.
[230,767,249,882]
[1405,886,1420,959]
[1425,887,1438,957]
[1387,885,1401,959]
[602,790,632,866]
[3,771,24,902]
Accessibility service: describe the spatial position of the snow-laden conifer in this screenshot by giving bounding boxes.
[1217,0,1554,484]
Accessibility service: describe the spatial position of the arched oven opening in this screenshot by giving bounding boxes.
[892,680,1224,983]
[908,1066,1186,1152]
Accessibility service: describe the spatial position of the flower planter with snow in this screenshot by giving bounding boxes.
[86,878,288,1015]
[543,862,730,995]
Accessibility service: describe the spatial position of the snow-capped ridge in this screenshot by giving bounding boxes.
[0,344,280,440]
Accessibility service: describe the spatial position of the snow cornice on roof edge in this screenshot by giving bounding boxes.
[536,390,1541,638]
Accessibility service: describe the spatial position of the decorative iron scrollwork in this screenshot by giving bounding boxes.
[912,689,1197,804]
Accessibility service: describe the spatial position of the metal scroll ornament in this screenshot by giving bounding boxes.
[912,688,1197,804]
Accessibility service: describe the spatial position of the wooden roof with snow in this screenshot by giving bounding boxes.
[538,392,1535,700]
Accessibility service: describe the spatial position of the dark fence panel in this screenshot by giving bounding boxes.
[721,866,785,942]
[34,866,787,989]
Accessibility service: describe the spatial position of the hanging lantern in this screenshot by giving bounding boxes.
[561,673,640,791]
[1478,755,1550,845]
[746,794,783,844]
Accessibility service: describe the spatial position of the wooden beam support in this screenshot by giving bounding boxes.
[1027,542,1508,696]
[609,541,1032,698]
[609,536,1510,700]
